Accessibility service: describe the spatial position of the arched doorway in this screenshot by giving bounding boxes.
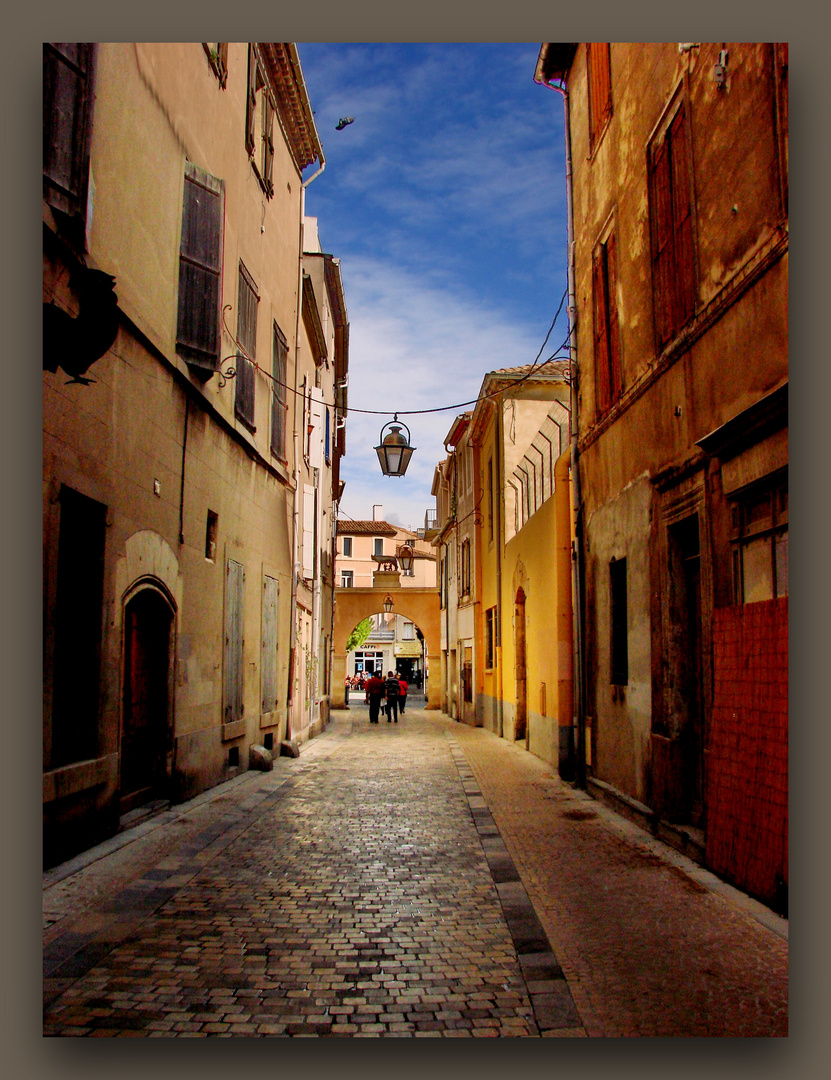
[514,587,528,744]
[120,585,175,813]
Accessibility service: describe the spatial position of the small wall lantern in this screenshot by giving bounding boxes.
[375,415,415,477]
[383,594,394,613]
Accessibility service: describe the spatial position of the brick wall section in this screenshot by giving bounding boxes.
[706,598,788,907]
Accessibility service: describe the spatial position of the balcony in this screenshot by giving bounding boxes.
[423,508,439,542]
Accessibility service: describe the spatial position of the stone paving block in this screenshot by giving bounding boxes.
[42,712,787,1039]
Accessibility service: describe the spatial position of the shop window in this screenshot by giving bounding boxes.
[610,557,628,685]
[730,472,788,604]
[649,100,696,350]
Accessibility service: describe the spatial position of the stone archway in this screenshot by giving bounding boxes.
[333,585,441,709]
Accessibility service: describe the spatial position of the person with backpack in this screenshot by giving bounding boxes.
[384,671,401,723]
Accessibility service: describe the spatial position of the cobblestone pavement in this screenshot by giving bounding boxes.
[43,707,788,1037]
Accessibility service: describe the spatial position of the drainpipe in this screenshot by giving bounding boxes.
[495,393,505,740]
[538,65,587,788]
[554,446,574,779]
[287,138,326,739]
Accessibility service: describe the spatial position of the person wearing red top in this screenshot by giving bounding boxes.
[364,670,385,724]
[397,677,408,715]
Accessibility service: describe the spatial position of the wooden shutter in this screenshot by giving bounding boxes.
[270,325,288,460]
[605,231,622,402]
[263,93,275,195]
[261,575,279,714]
[669,105,695,330]
[43,43,96,223]
[593,243,611,414]
[308,390,324,469]
[588,43,612,149]
[177,163,223,370]
[224,559,245,722]
[302,485,315,578]
[235,262,258,430]
[246,44,258,155]
[650,134,675,349]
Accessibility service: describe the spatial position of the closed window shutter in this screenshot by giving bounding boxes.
[270,325,288,460]
[588,43,612,149]
[669,106,695,330]
[235,262,258,430]
[261,575,279,713]
[224,559,245,722]
[263,94,275,195]
[177,164,223,370]
[43,43,96,222]
[246,44,258,155]
[302,486,315,578]
[593,244,611,414]
[605,231,622,402]
[308,390,324,469]
[651,136,675,349]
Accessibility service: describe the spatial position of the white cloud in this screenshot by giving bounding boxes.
[337,255,553,528]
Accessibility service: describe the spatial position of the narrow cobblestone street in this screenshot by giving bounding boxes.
[43,706,788,1038]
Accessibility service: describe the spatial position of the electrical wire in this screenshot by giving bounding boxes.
[218,289,571,420]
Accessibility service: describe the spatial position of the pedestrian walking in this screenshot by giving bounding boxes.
[365,669,385,724]
[398,676,408,715]
[384,671,401,723]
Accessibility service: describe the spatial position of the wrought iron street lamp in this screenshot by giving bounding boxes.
[399,544,415,573]
[375,416,415,477]
[383,594,394,613]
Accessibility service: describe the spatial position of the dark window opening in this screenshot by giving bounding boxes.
[485,606,498,670]
[228,746,240,768]
[51,486,106,768]
[205,510,218,561]
[610,557,628,685]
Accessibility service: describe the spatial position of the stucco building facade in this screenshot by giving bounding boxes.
[43,43,346,866]
[535,42,788,908]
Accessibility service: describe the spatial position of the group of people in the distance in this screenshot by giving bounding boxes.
[363,670,408,724]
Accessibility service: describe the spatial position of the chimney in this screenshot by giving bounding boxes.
[372,504,383,521]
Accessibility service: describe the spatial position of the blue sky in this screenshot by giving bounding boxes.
[297,43,569,531]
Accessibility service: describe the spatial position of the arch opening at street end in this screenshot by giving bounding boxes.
[332,585,441,710]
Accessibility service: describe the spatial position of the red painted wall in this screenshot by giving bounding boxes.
[706,598,788,908]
